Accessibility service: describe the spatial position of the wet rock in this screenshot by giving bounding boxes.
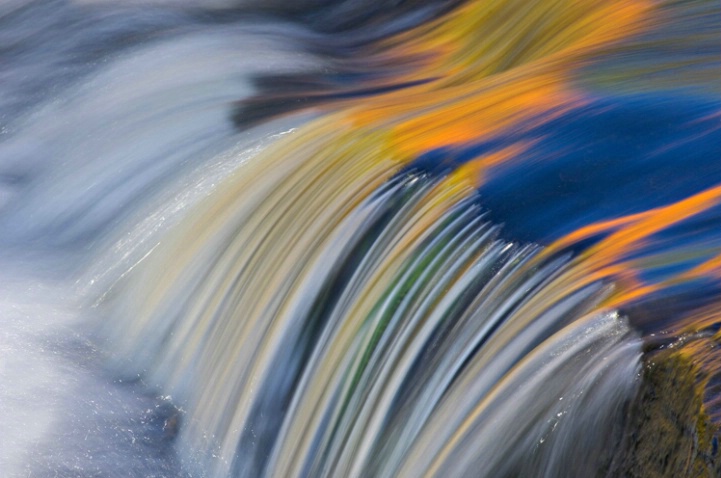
[605,350,721,477]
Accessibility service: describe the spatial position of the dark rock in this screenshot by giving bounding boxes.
[605,349,721,477]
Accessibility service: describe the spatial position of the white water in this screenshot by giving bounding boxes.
[0,2,321,476]
[0,2,644,477]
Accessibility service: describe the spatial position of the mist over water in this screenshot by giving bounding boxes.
[1,0,720,477]
[0,2,319,475]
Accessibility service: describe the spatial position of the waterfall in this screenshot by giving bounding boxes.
[1,1,720,477]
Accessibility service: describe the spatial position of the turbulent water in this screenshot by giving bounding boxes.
[0,0,720,477]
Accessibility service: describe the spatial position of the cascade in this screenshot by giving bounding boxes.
[0,1,720,477]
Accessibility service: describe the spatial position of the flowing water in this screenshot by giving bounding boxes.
[0,1,720,477]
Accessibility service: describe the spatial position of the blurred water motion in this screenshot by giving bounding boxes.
[0,0,720,477]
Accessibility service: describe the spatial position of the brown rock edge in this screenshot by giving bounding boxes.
[604,349,721,477]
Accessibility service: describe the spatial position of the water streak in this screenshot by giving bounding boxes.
[1,0,720,477]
